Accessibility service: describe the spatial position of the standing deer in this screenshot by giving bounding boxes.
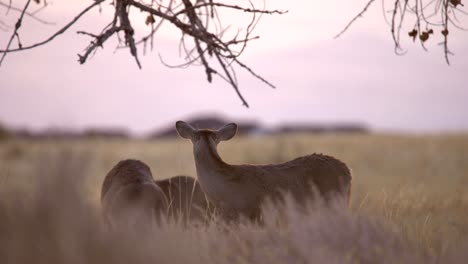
[155,175,212,224]
[175,121,352,221]
[101,159,168,228]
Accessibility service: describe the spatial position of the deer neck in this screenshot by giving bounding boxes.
[194,137,226,169]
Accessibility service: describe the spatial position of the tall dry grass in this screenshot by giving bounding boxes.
[0,133,467,263]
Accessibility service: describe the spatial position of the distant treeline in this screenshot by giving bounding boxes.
[0,115,369,140]
[0,125,130,140]
[10,128,131,140]
[149,116,369,139]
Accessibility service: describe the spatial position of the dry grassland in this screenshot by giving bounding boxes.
[0,133,467,263]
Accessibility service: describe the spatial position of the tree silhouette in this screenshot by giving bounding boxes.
[0,0,286,107]
[1,1,466,106]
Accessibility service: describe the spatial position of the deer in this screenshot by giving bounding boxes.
[175,121,352,221]
[101,159,168,228]
[155,175,212,224]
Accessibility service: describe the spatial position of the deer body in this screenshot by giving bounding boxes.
[101,159,168,227]
[176,121,352,220]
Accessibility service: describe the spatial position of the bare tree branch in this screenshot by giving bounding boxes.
[0,0,286,107]
[335,0,467,65]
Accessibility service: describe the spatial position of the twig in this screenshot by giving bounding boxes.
[214,51,248,107]
[5,0,11,15]
[395,0,409,48]
[0,0,32,66]
[182,0,214,82]
[77,26,123,64]
[116,0,141,69]
[335,0,377,39]
[173,2,287,17]
[0,0,104,54]
[390,0,400,51]
[233,57,275,89]
[443,0,450,65]
[0,1,54,24]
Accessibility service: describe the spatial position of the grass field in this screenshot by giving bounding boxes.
[1,133,467,263]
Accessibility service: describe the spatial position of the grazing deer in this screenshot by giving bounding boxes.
[156,175,212,224]
[101,159,168,228]
[175,121,352,221]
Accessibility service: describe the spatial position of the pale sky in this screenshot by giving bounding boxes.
[1,0,467,135]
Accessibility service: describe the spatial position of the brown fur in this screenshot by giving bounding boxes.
[155,175,212,224]
[176,121,352,221]
[101,159,167,227]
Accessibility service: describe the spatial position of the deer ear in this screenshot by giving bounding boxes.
[175,121,195,139]
[217,123,237,141]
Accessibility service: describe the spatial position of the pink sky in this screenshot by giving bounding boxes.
[1,0,467,134]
